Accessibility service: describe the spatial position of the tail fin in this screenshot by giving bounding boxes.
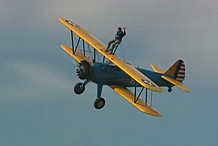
[162,60,190,92]
[164,60,185,82]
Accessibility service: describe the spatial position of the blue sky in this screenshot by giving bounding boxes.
[1,0,218,145]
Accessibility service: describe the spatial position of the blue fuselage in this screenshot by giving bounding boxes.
[90,62,173,88]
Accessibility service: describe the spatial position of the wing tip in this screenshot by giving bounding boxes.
[141,107,162,117]
[185,88,191,93]
[145,111,162,117]
[58,17,65,22]
[61,44,68,50]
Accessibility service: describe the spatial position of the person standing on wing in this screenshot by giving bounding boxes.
[105,27,126,54]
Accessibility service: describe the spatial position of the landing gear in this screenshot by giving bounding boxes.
[93,84,105,109]
[74,83,85,94]
[74,79,89,94]
[94,98,105,109]
[74,81,106,110]
[168,87,172,92]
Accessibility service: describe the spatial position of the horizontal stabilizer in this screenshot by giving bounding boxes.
[150,64,164,73]
[110,85,161,117]
[161,76,191,92]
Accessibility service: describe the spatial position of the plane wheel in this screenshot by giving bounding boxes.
[74,83,85,94]
[168,87,172,92]
[94,98,105,109]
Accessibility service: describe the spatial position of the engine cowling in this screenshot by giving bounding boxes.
[76,60,93,80]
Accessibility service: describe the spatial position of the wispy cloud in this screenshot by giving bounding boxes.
[0,61,73,101]
[11,62,72,89]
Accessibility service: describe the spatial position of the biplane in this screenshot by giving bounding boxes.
[59,17,191,117]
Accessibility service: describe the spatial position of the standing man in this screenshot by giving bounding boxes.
[105,27,126,54]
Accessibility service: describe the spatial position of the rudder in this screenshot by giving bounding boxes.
[164,60,185,82]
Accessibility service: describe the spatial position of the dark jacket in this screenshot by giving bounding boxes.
[115,30,126,41]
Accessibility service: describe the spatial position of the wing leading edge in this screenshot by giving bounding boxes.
[59,17,163,92]
[110,85,161,116]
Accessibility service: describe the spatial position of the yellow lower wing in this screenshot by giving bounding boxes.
[110,85,161,117]
[61,44,93,63]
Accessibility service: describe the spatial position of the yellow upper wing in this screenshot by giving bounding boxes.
[110,85,161,116]
[59,17,163,92]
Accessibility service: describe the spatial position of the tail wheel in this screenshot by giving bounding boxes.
[76,60,92,80]
[168,87,172,92]
[74,83,85,94]
[94,98,105,109]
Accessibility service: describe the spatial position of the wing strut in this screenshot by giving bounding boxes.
[134,86,144,103]
[82,40,85,57]
[145,88,153,107]
[133,78,142,102]
[146,88,148,103]
[93,47,96,62]
[70,30,81,55]
[133,79,154,106]
[70,30,74,53]
[133,84,154,107]
[70,28,99,63]
[75,37,81,53]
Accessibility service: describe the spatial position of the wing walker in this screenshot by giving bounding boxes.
[59,17,191,116]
